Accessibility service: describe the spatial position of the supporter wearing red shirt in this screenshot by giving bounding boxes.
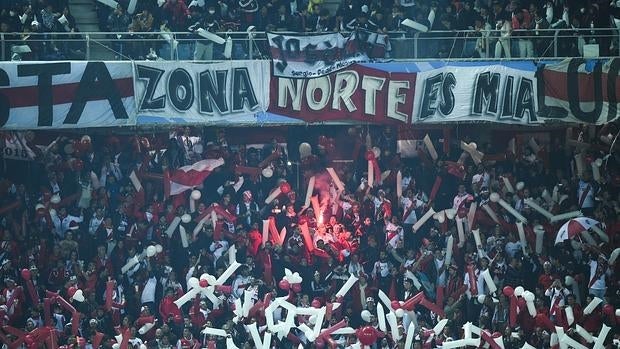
[176,327,199,349]
[537,261,557,291]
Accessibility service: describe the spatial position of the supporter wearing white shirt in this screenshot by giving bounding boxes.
[88,208,105,236]
[471,168,490,189]
[544,279,570,316]
[577,174,596,214]
[400,190,425,225]
[371,252,392,279]
[232,266,254,298]
[588,255,610,299]
[209,240,229,267]
[348,254,363,276]
[453,184,473,212]
[385,222,403,249]
[141,276,157,305]
[504,234,522,258]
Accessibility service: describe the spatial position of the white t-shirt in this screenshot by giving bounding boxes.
[505,241,522,258]
[401,197,424,225]
[588,260,607,290]
[578,180,594,208]
[544,287,570,314]
[141,276,157,304]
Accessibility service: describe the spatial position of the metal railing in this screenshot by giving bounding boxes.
[1,27,618,61]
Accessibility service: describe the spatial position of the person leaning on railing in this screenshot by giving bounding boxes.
[512,7,533,58]
[128,8,155,60]
[189,6,220,61]
[494,17,511,59]
[532,8,551,58]
[107,5,131,59]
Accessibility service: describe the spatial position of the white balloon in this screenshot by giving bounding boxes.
[112,344,120,349]
[489,192,500,203]
[181,214,192,224]
[191,190,202,201]
[146,245,157,257]
[188,277,199,289]
[514,286,525,297]
[299,142,312,159]
[72,289,85,302]
[155,244,163,253]
[516,182,525,191]
[445,209,457,220]
[262,167,273,178]
[308,315,317,325]
[438,214,445,224]
[50,194,61,204]
[477,295,486,304]
[372,146,381,159]
[523,291,535,302]
[361,310,372,322]
[395,309,404,318]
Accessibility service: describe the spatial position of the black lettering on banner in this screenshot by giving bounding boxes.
[167,68,194,111]
[514,78,535,122]
[137,65,166,110]
[304,43,319,64]
[606,58,619,122]
[472,72,500,115]
[0,68,9,127]
[439,72,456,116]
[65,62,129,124]
[501,76,514,118]
[285,38,301,58]
[568,59,602,124]
[271,36,301,73]
[270,35,286,72]
[199,69,229,114]
[232,67,259,112]
[17,62,71,126]
[418,73,443,119]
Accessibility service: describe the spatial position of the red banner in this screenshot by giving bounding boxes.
[269,64,416,124]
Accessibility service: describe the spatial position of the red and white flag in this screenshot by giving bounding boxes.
[542,59,619,125]
[165,158,224,197]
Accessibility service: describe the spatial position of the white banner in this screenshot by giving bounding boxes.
[0,61,135,130]
[2,132,35,161]
[267,31,387,78]
[412,64,539,125]
[134,61,270,125]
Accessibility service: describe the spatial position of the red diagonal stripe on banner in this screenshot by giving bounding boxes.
[171,168,215,188]
[2,77,134,109]
[543,69,616,103]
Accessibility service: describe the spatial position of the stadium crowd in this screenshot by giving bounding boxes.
[0,125,617,348]
[2,0,620,60]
